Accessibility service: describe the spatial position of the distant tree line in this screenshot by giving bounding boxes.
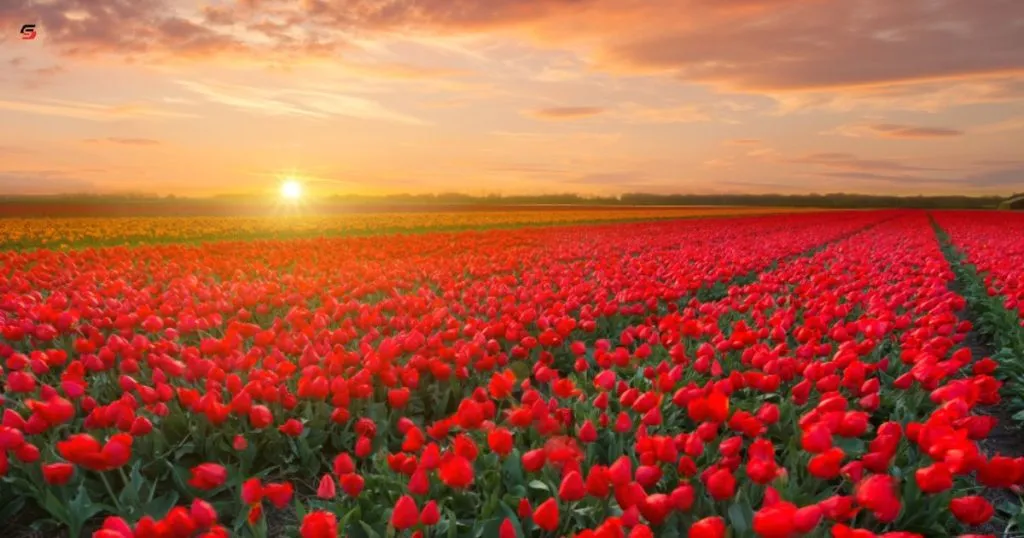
[617,192,1017,209]
[317,191,1021,209]
[2,191,1021,209]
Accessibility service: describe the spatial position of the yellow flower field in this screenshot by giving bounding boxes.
[0,206,814,249]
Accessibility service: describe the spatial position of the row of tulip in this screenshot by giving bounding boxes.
[932,212,1024,429]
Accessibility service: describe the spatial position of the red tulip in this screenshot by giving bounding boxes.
[248,405,273,429]
[753,501,796,538]
[808,448,844,479]
[392,495,419,530]
[950,496,994,526]
[300,511,337,538]
[499,518,517,538]
[854,474,900,523]
[533,498,559,531]
[278,418,303,437]
[915,463,953,493]
[487,428,514,456]
[190,499,218,529]
[42,462,74,485]
[340,473,364,497]
[558,470,586,502]
[439,454,474,489]
[705,468,736,501]
[333,452,355,476]
[420,500,440,526]
[316,474,336,499]
[689,516,726,538]
[263,482,293,508]
[188,463,227,490]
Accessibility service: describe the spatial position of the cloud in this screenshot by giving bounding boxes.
[726,139,761,145]
[869,124,964,138]
[825,123,965,139]
[524,103,713,123]
[787,152,944,172]
[770,76,1024,113]
[5,0,1020,103]
[0,145,34,155]
[3,58,66,90]
[702,159,734,169]
[974,159,1024,167]
[487,163,570,175]
[0,170,96,194]
[83,137,161,146]
[0,98,198,121]
[572,171,649,185]
[720,179,807,191]
[525,106,607,120]
[815,171,960,186]
[592,0,1024,93]
[971,116,1024,135]
[0,0,344,63]
[962,166,1024,189]
[175,80,428,124]
[490,130,622,145]
[615,103,711,124]
[336,62,471,81]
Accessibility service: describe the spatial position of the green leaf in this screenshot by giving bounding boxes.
[359,521,382,538]
[498,501,525,538]
[833,437,866,455]
[40,489,71,524]
[727,501,752,534]
[502,451,525,484]
[476,518,505,538]
[68,484,107,529]
[0,496,25,525]
[144,492,179,519]
[446,507,459,538]
[528,480,550,492]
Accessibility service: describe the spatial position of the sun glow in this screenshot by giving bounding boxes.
[280,179,303,200]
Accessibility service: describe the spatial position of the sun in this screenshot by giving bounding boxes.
[280,179,303,200]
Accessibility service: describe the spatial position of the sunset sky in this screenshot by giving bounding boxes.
[1,0,1022,197]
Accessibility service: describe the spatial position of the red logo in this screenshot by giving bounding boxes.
[20,24,37,40]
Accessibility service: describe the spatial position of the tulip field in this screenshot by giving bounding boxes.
[3,209,1024,538]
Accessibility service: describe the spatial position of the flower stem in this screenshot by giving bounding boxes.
[99,472,123,512]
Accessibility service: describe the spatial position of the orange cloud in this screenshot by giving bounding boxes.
[83,137,161,146]
[869,124,963,138]
[0,97,198,121]
[525,106,607,120]
[826,123,965,139]
[787,153,944,173]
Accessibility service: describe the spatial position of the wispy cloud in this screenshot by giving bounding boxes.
[0,98,198,121]
[616,103,712,124]
[175,80,428,124]
[83,137,161,146]
[524,106,608,120]
[523,103,712,124]
[824,123,965,139]
[787,152,945,173]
